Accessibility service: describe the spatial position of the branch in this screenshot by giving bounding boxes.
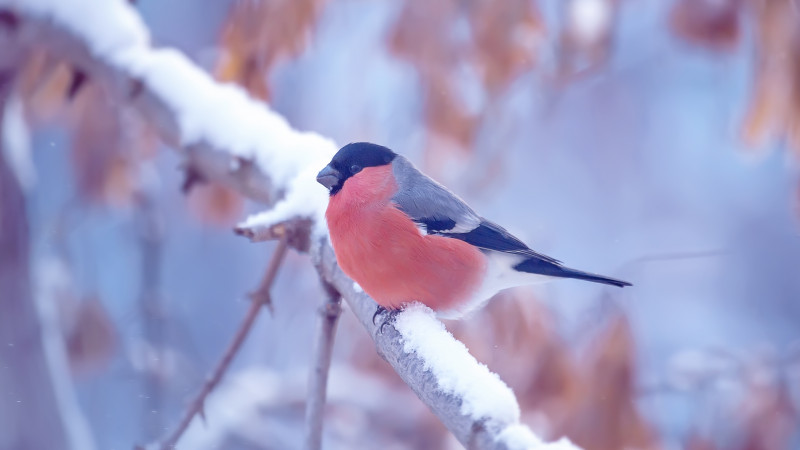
[2,1,580,448]
[135,190,167,441]
[153,238,288,450]
[314,244,580,450]
[0,39,95,450]
[303,282,342,450]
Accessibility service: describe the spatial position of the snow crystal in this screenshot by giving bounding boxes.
[394,303,521,423]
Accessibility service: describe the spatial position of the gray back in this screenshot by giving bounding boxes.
[390,156,480,233]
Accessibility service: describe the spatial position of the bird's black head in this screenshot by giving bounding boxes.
[316,142,397,195]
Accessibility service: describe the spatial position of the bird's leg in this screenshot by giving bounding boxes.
[378,309,401,334]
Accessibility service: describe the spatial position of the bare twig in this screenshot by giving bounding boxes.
[154,238,289,450]
[135,191,166,441]
[247,232,291,314]
[235,218,314,252]
[303,282,342,450]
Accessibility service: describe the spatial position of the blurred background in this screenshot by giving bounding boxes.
[3,0,800,449]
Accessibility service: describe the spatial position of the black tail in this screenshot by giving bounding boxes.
[514,258,631,288]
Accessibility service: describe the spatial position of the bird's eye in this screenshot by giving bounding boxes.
[350,164,362,174]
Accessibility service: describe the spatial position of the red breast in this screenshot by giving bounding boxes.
[325,165,487,311]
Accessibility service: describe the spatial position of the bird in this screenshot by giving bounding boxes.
[316,142,630,320]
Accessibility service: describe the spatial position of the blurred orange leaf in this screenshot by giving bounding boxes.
[17,50,159,206]
[17,50,73,122]
[451,293,657,449]
[65,296,117,378]
[740,0,800,153]
[69,83,157,206]
[565,316,657,450]
[469,0,543,92]
[187,181,244,227]
[215,0,326,100]
[670,0,742,52]
[389,0,544,156]
[736,372,797,450]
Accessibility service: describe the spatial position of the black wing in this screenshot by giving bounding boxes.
[424,218,561,264]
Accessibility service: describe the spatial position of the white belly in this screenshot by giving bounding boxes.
[436,251,554,319]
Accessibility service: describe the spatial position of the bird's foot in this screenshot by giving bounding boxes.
[372,305,400,334]
[372,305,387,325]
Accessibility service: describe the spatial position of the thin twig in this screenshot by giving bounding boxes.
[136,191,166,441]
[303,282,342,450]
[248,230,293,313]
[153,237,289,450]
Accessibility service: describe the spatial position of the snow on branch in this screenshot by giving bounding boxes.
[1,1,581,448]
[316,244,580,450]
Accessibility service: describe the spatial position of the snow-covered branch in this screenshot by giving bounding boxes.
[2,1,580,448]
[315,244,578,450]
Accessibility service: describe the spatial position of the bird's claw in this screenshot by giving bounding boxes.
[372,305,387,325]
[372,305,399,334]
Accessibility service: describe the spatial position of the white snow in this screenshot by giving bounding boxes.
[496,424,544,449]
[394,303,521,423]
[237,163,331,238]
[118,47,336,238]
[540,437,583,450]
[9,0,149,58]
[567,0,611,45]
[117,47,338,237]
[396,305,584,448]
[117,48,337,188]
[496,424,582,450]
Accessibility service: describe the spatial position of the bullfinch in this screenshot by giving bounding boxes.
[317,142,630,319]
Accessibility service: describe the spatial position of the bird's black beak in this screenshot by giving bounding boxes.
[316,165,341,191]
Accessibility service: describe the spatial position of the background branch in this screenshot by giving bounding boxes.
[0,39,95,450]
[303,282,343,450]
[2,2,578,448]
[135,190,167,441]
